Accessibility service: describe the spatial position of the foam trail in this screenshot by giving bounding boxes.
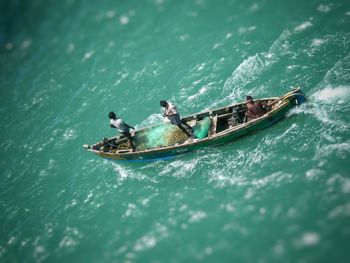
[213,28,297,109]
[322,53,350,86]
[312,86,350,103]
[308,53,350,110]
[269,29,292,55]
[212,52,279,108]
[223,52,279,93]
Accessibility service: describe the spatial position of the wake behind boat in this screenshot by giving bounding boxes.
[83,88,308,161]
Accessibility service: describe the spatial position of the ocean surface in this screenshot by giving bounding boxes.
[1,0,350,262]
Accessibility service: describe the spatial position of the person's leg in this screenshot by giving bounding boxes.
[177,124,192,137]
[181,119,193,131]
[172,114,192,138]
[123,132,136,151]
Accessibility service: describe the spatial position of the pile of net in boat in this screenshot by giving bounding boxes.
[193,117,211,139]
[133,117,212,151]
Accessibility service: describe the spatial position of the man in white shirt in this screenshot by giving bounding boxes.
[160,100,193,138]
[108,112,136,151]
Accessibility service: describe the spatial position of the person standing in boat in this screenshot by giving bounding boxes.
[160,100,193,138]
[108,112,136,151]
[245,95,268,122]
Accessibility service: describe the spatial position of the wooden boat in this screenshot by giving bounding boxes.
[83,88,308,162]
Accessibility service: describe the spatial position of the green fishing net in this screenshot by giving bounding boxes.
[134,124,187,150]
[133,117,212,151]
[193,117,211,139]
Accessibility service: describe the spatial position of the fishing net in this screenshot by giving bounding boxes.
[134,123,188,151]
[193,117,211,139]
[133,117,212,151]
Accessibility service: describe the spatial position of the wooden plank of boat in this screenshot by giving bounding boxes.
[83,88,308,161]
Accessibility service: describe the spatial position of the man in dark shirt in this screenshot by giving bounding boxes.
[245,95,268,122]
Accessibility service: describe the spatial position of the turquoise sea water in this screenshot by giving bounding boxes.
[1,0,350,262]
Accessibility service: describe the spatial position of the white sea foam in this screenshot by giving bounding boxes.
[106,10,116,18]
[188,85,209,101]
[20,39,32,49]
[83,191,94,204]
[305,169,325,179]
[251,172,293,189]
[300,232,321,246]
[312,86,350,103]
[225,32,232,39]
[265,123,299,145]
[189,210,207,223]
[66,43,75,53]
[238,26,257,34]
[311,38,325,47]
[7,236,16,245]
[303,89,349,132]
[159,158,201,178]
[220,52,279,105]
[58,227,82,250]
[312,51,350,91]
[328,203,350,219]
[33,245,49,262]
[112,163,132,180]
[63,128,78,141]
[342,179,350,194]
[82,50,94,62]
[124,203,137,217]
[317,4,331,13]
[273,241,285,256]
[294,21,313,32]
[269,29,292,55]
[244,188,255,199]
[208,171,247,188]
[220,203,235,213]
[318,141,350,159]
[65,199,78,209]
[212,42,222,49]
[250,3,260,12]
[179,34,189,41]
[111,162,147,182]
[134,235,157,251]
[231,52,278,86]
[119,15,129,25]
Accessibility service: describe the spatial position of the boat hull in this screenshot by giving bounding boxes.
[88,89,306,161]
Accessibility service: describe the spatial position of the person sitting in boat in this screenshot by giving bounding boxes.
[160,100,193,138]
[245,95,268,122]
[108,111,136,151]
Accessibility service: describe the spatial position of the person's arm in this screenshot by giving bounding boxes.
[125,122,135,130]
[163,107,171,117]
[110,120,117,128]
[166,104,177,116]
[260,100,271,111]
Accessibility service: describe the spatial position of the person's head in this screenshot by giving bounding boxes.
[160,100,168,108]
[246,95,253,103]
[108,111,117,119]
